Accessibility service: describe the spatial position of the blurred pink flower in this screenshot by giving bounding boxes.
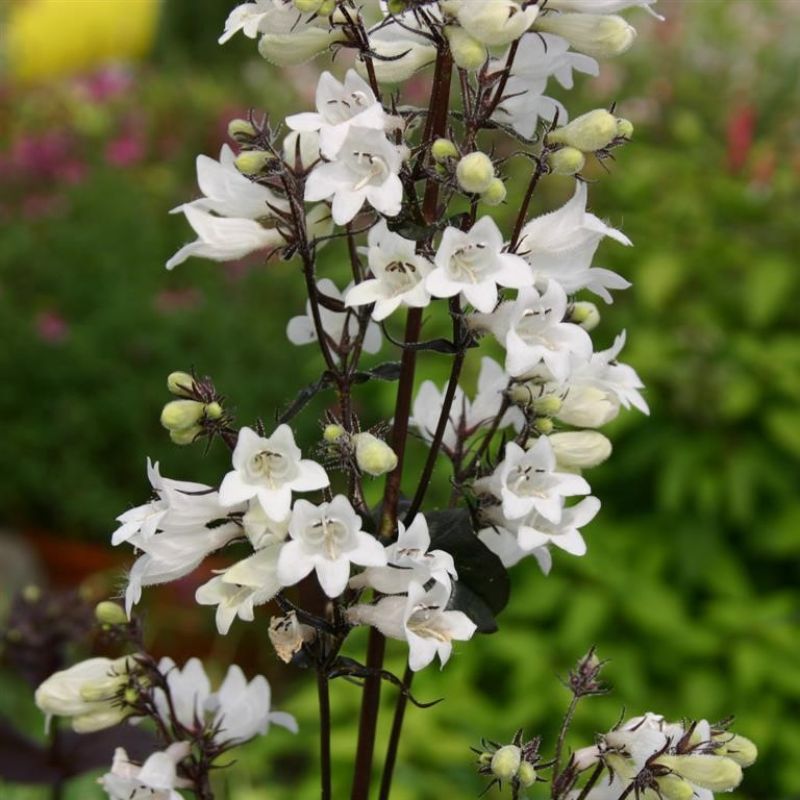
[35,310,70,344]
[76,67,135,103]
[105,129,145,167]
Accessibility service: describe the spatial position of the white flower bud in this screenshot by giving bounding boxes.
[547,109,619,152]
[166,371,195,398]
[293,0,323,13]
[549,431,612,469]
[353,433,398,476]
[432,138,459,162]
[569,301,600,331]
[444,25,487,71]
[481,178,507,207]
[457,1,539,46]
[491,745,522,782]
[456,152,495,194]
[517,760,536,788]
[656,755,743,793]
[234,150,274,175]
[258,28,344,66]
[169,425,202,445]
[356,39,436,84]
[547,146,586,176]
[656,775,695,800]
[571,745,600,771]
[323,424,346,443]
[72,706,130,733]
[713,733,758,767]
[160,400,206,432]
[558,385,619,428]
[535,13,636,58]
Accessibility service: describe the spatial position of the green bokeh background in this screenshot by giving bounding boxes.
[1,1,798,798]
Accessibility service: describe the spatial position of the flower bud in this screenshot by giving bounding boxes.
[533,417,554,435]
[205,401,223,420]
[169,425,203,446]
[456,152,495,194]
[517,760,536,787]
[569,301,600,331]
[547,146,586,176]
[549,431,612,469]
[323,424,346,443]
[656,755,743,792]
[656,775,695,800]
[571,745,600,771]
[491,745,521,782]
[546,109,619,152]
[355,38,436,83]
[458,1,539,47]
[259,27,345,66]
[558,385,619,428]
[294,0,323,12]
[354,433,398,476]
[227,118,257,142]
[95,601,127,626]
[481,178,507,207]
[534,13,636,59]
[166,371,196,398]
[234,150,274,176]
[432,138,459,162]
[713,733,758,767]
[616,117,634,139]
[444,25,488,71]
[387,0,408,13]
[160,400,205,432]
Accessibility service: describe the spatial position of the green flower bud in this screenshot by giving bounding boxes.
[616,117,634,139]
[234,150,274,176]
[534,13,636,59]
[481,178,507,206]
[456,151,495,194]
[713,733,758,767]
[656,755,743,792]
[546,146,586,176]
[656,775,695,800]
[431,137,459,162]
[517,761,536,788]
[546,110,618,152]
[205,401,223,420]
[167,371,196,398]
[323,424,346,443]
[94,601,127,626]
[160,400,206,432]
[169,425,202,446]
[534,395,563,415]
[227,118,257,141]
[294,0,323,13]
[354,433,398,476]
[569,301,600,331]
[387,0,407,13]
[534,417,554,435]
[444,25,488,71]
[477,752,493,767]
[491,745,521,782]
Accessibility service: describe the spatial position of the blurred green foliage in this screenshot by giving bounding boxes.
[1,1,799,799]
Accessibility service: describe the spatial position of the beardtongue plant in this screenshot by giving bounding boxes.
[33,1,758,798]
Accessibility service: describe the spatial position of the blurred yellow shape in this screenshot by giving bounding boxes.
[5,0,161,83]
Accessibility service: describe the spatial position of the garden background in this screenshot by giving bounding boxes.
[0,1,798,798]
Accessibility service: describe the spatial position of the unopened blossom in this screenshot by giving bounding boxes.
[534,13,637,60]
[549,431,612,469]
[350,513,457,594]
[427,216,532,313]
[517,183,631,303]
[112,459,227,546]
[475,438,590,524]
[195,543,283,634]
[277,495,386,597]
[451,0,540,47]
[287,70,386,159]
[218,425,329,521]
[344,221,433,320]
[242,500,290,549]
[481,281,594,381]
[358,11,437,84]
[287,277,382,356]
[99,742,191,800]
[348,581,476,671]
[305,127,404,225]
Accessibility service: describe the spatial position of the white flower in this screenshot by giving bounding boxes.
[35,656,136,733]
[476,438,590,523]
[483,281,593,381]
[349,513,457,594]
[243,501,290,549]
[112,460,227,546]
[305,127,404,225]
[508,495,601,556]
[358,11,437,84]
[344,221,433,321]
[477,524,552,573]
[283,130,322,171]
[287,277,382,356]
[427,216,531,313]
[492,33,599,138]
[218,425,329,521]
[517,183,631,302]
[153,657,211,731]
[195,543,284,635]
[287,70,386,159]
[277,495,387,597]
[455,0,540,47]
[210,664,298,744]
[347,581,477,671]
[549,431,612,469]
[166,206,287,270]
[99,742,191,800]
[218,0,273,44]
[172,144,287,220]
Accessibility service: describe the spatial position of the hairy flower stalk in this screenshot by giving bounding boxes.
[28,2,758,799]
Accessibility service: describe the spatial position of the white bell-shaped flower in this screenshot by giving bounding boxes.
[99,742,191,800]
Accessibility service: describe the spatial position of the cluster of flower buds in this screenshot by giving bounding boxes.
[474,729,542,795]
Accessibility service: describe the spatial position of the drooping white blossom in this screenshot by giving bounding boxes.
[242,500,291,549]
[99,742,191,800]
[478,524,553,573]
[287,277,382,355]
[287,70,386,159]
[218,425,329,521]
[344,221,433,321]
[427,216,532,313]
[277,495,387,597]
[305,127,404,225]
